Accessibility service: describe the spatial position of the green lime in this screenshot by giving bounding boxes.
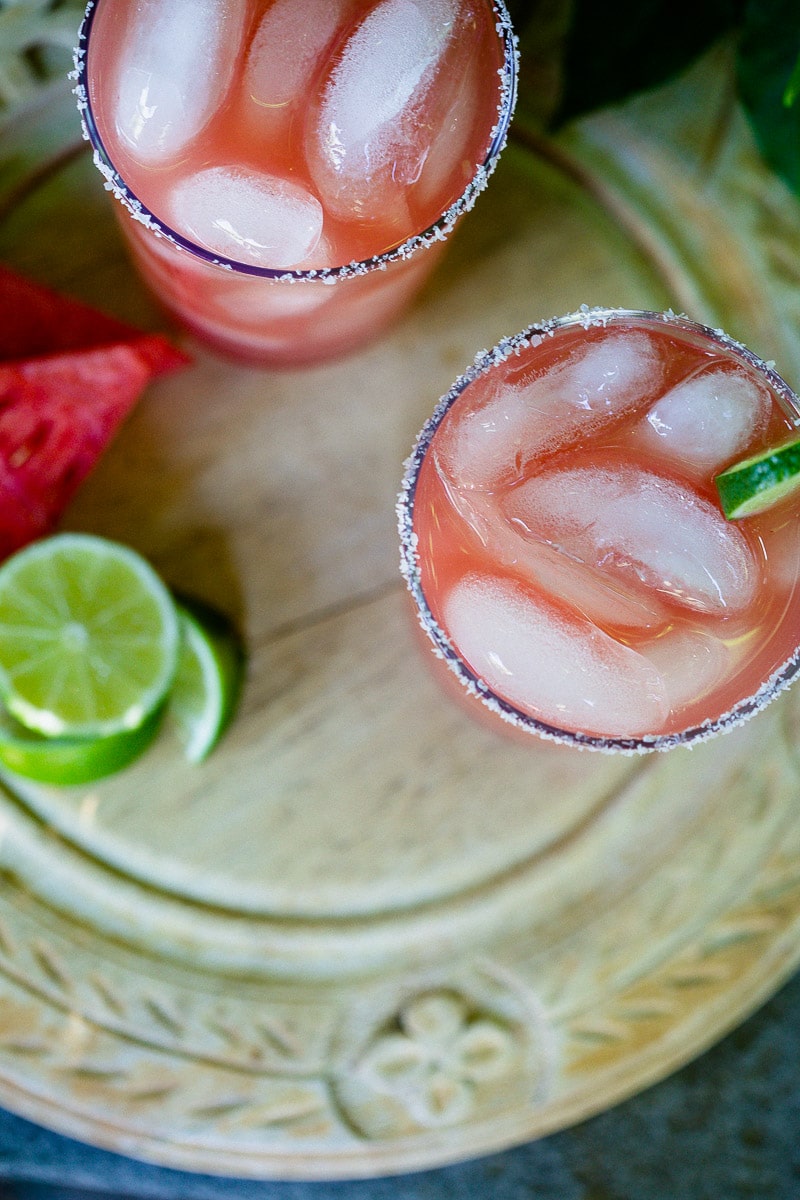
[715,436,800,519]
[0,534,179,738]
[0,704,164,786]
[170,597,244,763]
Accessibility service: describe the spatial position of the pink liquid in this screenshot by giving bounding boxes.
[401,310,800,750]
[79,0,515,365]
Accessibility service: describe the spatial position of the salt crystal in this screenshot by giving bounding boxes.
[503,463,758,615]
[639,367,771,473]
[167,166,324,269]
[434,332,662,492]
[111,0,247,164]
[443,573,669,737]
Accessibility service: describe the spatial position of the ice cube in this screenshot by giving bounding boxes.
[759,513,800,594]
[167,167,324,269]
[639,367,771,473]
[640,629,730,715]
[434,332,663,493]
[442,573,670,738]
[307,0,458,228]
[410,28,482,220]
[241,0,351,148]
[441,481,669,632]
[503,462,758,615]
[111,0,247,165]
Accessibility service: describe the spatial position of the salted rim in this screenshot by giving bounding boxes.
[71,0,518,284]
[397,305,800,755]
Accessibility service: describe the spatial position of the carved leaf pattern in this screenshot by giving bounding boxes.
[528,734,799,1020]
[0,972,331,1140]
[0,894,330,1079]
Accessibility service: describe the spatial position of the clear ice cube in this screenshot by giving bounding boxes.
[760,514,800,594]
[410,29,481,218]
[503,462,758,615]
[443,573,670,738]
[639,367,771,473]
[441,481,669,632]
[640,629,730,715]
[167,166,324,269]
[307,0,457,228]
[241,0,351,149]
[434,332,663,493]
[111,0,247,165]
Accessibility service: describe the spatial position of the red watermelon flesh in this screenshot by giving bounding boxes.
[0,264,188,373]
[0,265,191,559]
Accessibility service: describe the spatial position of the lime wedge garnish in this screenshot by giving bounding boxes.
[170,597,244,763]
[715,436,800,519]
[0,704,164,786]
[0,534,179,738]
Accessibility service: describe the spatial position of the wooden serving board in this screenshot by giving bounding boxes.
[2,50,800,1179]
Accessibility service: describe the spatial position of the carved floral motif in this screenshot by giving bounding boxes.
[354,990,514,1127]
[332,973,554,1140]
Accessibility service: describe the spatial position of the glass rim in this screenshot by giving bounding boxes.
[72,0,519,283]
[397,305,800,755]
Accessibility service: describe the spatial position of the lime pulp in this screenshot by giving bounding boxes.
[0,534,180,738]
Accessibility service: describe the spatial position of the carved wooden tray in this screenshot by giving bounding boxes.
[1,50,800,1180]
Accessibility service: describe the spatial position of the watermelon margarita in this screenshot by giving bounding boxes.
[399,309,800,751]
[75,0,516,366]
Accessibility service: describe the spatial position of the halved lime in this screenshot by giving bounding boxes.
[0,704,164,786]
[0,534,180,738]
[170,597,244,763]
[715,436,800,519]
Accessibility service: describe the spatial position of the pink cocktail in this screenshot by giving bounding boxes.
[399,308,800,751]
[75,0,517,366]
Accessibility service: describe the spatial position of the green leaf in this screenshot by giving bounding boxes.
[782,51,800,107]
[0,0,86,110]
[511,0,574,129]
[737,0,800,194]
[550,0,745,125]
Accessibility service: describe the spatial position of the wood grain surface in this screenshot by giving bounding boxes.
[1,46,800,1179]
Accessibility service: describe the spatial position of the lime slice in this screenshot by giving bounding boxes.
[0,704,164,786]
[170,597,244,763]
[715,436,800,518]
[0,534,179,738]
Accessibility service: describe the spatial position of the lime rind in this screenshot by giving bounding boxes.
[0,533,180,738]
[170,598,244,763]
[0,703,165,786]
[0,534,243,781]
[715,438,800,519]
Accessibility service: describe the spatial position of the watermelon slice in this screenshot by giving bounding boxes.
[0,265,191,559]
[0,264,189,373]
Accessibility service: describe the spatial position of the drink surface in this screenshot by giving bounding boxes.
[407,313,800,746]
[85,0,507,271]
